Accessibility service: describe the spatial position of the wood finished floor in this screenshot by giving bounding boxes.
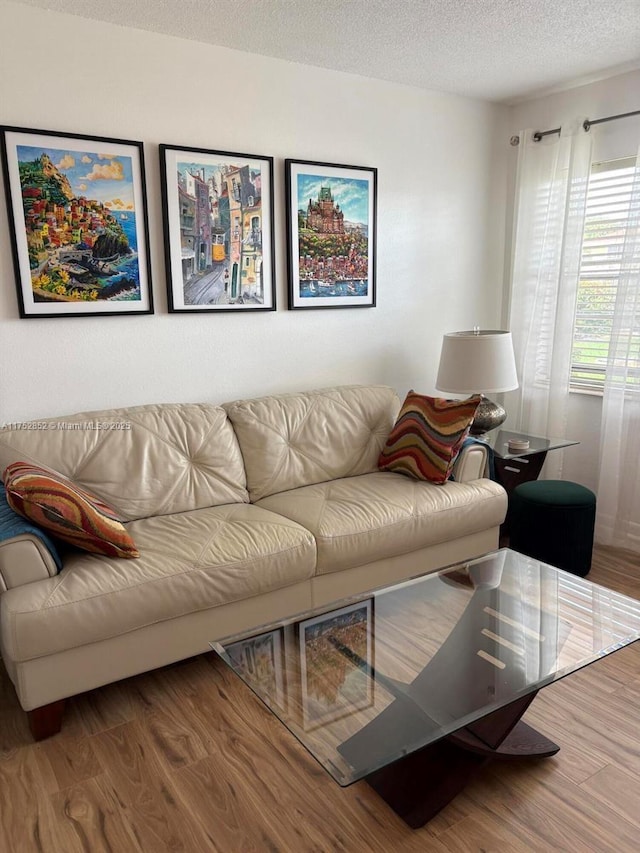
[1,544,640,852]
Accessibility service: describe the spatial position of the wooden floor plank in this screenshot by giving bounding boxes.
[71,680,140,737]
[579,763,640,829]
[0,745,66,852]
[435,813,535,853]
[478,758,640,852]
[48,776,143,853]
[38,731,103,791]
[90,720,218,852]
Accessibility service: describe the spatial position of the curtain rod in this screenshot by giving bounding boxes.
[509,109,640,145]
[533,109,640,141]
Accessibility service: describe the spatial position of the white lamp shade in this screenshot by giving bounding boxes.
[436,330,518,395]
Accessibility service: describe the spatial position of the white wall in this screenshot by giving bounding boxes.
[0,1,507,421]
[505,70,640,490]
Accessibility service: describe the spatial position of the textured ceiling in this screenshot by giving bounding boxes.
[11,0,640,102]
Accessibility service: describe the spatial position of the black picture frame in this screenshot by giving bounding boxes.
[0,125,153,318]
[285,158,377,310]
[160,144,276,313]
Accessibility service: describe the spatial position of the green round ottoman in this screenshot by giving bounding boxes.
[509,480,596,577]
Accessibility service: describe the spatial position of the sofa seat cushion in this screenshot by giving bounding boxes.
[256,471,507,575]
[1,504,316,662]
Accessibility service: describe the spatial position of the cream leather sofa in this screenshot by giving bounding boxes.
[0,384,507,738]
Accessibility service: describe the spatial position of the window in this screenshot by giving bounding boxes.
[570,157,640,391]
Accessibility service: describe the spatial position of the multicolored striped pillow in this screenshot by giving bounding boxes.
[378,392,481,484]
[2,461,139,558]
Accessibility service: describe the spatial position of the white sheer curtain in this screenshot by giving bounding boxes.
[595,145,640,552]
[509,122,640,554]
[508,119,592,479]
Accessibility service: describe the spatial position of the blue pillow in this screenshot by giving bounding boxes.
[0,483,62,572]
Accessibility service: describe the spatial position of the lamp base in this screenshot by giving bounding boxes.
[469,395,507,436]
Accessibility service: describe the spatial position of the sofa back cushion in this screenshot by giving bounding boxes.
[224,385,401,502]
[0,403,249,521]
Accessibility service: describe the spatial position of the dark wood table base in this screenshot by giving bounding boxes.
[364,693,559,829]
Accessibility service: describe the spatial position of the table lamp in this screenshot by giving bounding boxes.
[435,329,518,435]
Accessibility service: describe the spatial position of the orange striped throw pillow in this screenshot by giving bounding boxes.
[378,392,481,484]
[3,462,139,558]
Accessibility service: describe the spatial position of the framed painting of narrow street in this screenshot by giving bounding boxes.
[285,159,377,310]
[0,126,153,317]
[160,144,276,312]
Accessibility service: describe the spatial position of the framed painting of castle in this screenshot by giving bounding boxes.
[285,159,377,310]
[160,144,275,312]
[0,126,153,317]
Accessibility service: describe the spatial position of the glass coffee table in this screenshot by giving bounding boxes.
[213,549,640,828]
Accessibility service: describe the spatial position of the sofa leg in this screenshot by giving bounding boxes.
[27,699,65,741]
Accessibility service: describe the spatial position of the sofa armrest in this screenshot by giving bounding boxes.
[0,485,62,590]
[0,536,59,591]
[452,443,488,482]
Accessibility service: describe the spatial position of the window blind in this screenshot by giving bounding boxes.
[571,157,640,391]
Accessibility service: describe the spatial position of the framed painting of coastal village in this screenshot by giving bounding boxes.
[160,144,275,312]
[285,159,377,310]
[0,126,153,317]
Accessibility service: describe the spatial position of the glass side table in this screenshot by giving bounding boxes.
[486,429,579,495]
